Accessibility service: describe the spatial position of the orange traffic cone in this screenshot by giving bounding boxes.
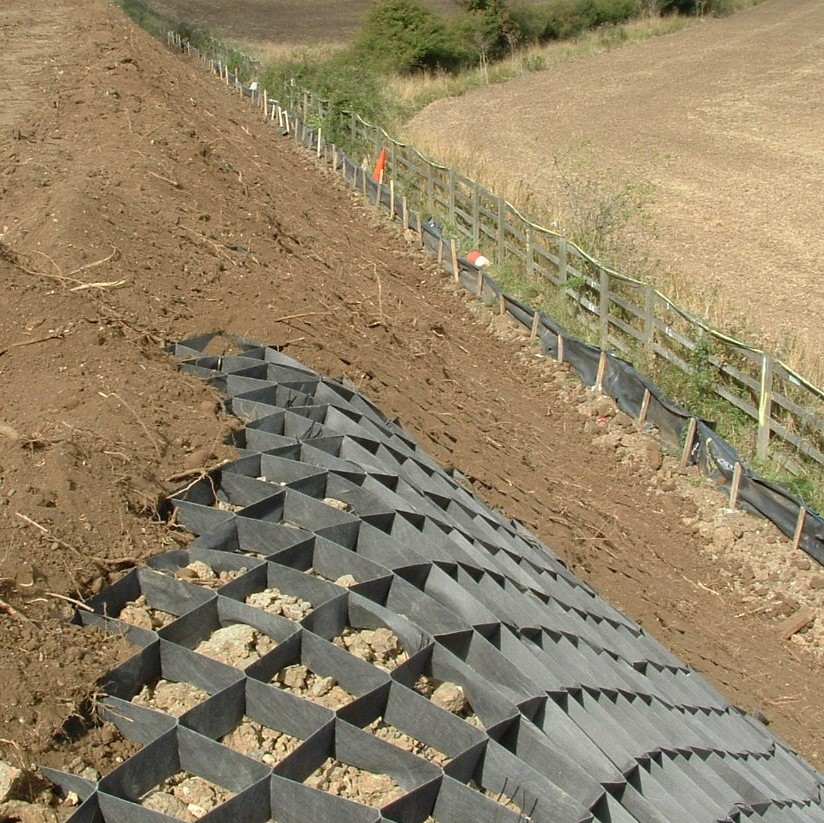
[371,147,388,183]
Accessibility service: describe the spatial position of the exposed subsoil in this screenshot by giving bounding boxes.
[405,0,824,377]
[1,0,823,814]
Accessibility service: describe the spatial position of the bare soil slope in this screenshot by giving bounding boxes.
[405,0,824,376]
[1,0,824,808]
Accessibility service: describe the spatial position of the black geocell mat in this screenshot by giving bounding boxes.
[45,334,824,823]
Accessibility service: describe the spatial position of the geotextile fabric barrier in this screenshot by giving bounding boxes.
[45,333,824,822]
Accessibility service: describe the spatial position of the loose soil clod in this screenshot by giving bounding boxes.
[271,665,353,710]
[414,677,482,728]
[119,595,175,631]
[332,627,408,671]
[141,771,233,822]
[132,680,208,717]
[220,717,302,767]
[245,588,312,621]
[194,624,276,667]
[175,561,247,588]
[366,718,448,765]
[304,757,403,807]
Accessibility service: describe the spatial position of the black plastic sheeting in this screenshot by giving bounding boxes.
[44,333,824,822]
[203,45,824,566]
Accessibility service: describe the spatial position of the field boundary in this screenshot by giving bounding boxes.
[166,33,824,563]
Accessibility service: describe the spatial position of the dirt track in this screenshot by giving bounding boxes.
[405,0,824,377]
[1,0,824,810]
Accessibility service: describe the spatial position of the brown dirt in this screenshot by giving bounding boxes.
[405,0,824,378]
[1,0,824,810]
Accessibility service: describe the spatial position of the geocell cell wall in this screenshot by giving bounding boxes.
[50,333,824,823]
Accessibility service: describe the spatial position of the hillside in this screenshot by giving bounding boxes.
[405,0,824,377]
[1,0,824,810]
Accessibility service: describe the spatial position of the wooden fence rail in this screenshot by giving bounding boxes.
[192,35,824,482]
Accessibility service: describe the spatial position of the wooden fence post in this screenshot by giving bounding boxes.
[526,224,535,280]
[599,267,609,350]
[680,417,698,468]
[757,352,774,460]
[558,236,568,284]
[497,197,506,266]
[472,181,480,246]
[729,461,743,510]
[792,506,807,550]
[643,284,656,352]
[638,388,651,424]
[595,351,607,393]
[448,167,456,226]
[451,239,459,284]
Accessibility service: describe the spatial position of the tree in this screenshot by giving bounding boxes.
[355,0,458,73]
[456,0,519,76]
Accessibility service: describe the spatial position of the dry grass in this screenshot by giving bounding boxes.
[387,15,695,116]
[232,39,346,66]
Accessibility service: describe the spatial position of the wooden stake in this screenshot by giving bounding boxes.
[476,269,484,298]
[451,239,459,283]
[437,237,444,266]
[530,311,541,340]
[332,144,338,172]
[317,128,322,158]
[498,293,506,316]
[792,506,807,550]
[638,388,651,424]
[263,88,268,119]
[595,351,607,393]
[728,461,743,510]
[402,197,409,232]
[375,181,383,210]
[680,417,698,468]
[389,179,395,220]
[557,334,565,364]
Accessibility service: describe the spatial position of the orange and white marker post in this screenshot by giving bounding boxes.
[371,147,388,183]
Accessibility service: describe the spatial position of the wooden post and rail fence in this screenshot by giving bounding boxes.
[179,34,824,495]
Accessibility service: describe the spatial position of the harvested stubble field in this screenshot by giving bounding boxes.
[1,0,824,818]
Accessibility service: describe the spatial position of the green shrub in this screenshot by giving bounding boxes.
[575,0,639,27]
[354,0,464,73]
[262,53,386,145]
[508,0,640,45]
